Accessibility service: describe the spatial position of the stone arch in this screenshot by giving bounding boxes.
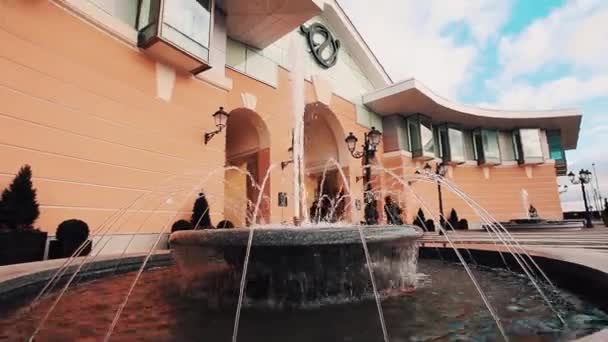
[303,102,351,222]
[224,108,271,226]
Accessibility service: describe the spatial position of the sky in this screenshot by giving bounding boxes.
[339,0,608,212]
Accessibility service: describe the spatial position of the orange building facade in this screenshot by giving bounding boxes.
[0,1,580,251]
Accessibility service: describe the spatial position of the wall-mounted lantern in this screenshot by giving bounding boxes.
[204,107,229,144]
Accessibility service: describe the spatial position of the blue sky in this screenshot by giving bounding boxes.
[340,0,608,211]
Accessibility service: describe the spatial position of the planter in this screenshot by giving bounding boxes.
[48,239,92,259]
[0,229,47,266]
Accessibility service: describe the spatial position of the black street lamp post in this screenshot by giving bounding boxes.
[568,169,594,228]
[345,126,382,198]
[422,162,448,226]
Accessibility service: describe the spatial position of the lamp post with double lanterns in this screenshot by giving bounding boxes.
[204,107,229,145]
[345,126,382,199]
[568,169,593,228]
[420,162,448,227]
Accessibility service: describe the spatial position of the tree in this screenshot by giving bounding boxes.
[413,208,428,230]
[191,192,212,229]
[447,208,460,230]
[0,165,39,229]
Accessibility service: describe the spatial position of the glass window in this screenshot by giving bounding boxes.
[421,119,434,154]
[408,118,421,153]
[448,127,465,161]
[473,129,500,165]
[547,130,565,161]
[161,0,211,61]
[482,129,500,159]
[520,129,543,159]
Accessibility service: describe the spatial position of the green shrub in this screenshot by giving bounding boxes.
[172,219,192,232]
[0,165,40,229]
[413,208,428,230]
[191,193,212,229]
[56,219,89,243]
[447,208,459,230]
[217,220,235,229]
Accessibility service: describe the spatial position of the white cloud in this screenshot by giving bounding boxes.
[497,0,608,81]
[338,0,511,99]
[483,75,608,109]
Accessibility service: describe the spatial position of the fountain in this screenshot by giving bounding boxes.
[170,226,421,309]
[0,30,606,342]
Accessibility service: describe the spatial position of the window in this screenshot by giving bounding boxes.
[473,129,501,165]
[406,114,435,159]
[513,128,544,165]
[162,0,211,61]
[437,125,465,164]
[137,0,212,73]
[547,130,565,161]
[547,129,567,175]
[226,38,279,87]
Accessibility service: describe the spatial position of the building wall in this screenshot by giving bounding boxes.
[0,1,563,240]
[380,154,562,226]
[0,1,228,235]
[225,15,384,130]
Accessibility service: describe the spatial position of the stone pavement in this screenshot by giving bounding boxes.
[420,227,608,251]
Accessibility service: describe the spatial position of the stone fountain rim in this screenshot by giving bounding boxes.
[170,225,422,247]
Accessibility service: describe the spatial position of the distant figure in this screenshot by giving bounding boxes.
[384,196,403,225]
[192,192,213,229]
[217,220,235,229]
[528,205,539,218]
[364,194,379,225]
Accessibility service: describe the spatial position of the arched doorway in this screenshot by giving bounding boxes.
[303,103,350,222]
[224,108,270,226]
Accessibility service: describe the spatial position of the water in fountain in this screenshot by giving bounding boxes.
[0,155,604,341]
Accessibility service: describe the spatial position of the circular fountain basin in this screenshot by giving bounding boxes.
[170,226,422,309]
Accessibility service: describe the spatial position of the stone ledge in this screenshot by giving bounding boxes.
[0,251,172,298]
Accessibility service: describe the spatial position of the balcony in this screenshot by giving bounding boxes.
[217,0,323,49]
[137,0,213,74]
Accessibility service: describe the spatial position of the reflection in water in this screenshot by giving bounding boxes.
[2,260,606,341]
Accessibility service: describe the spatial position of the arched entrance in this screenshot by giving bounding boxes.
[303,103,350,222]
[224,108,270,227]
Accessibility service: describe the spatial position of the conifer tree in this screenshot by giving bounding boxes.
[0,165,40,229]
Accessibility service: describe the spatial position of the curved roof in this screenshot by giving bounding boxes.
[363,78,582,149]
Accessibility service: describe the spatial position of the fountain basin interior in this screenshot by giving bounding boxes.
[1,259,606,341]
[169,226,422,309]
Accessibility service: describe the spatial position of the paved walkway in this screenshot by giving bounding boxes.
[419,227,608,252]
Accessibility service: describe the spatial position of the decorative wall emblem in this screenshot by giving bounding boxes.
[300,23,341,68]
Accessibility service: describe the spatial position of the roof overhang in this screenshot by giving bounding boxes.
[217,0,324,49]
[363,78,582,150]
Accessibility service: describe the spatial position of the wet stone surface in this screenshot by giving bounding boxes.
[1,260,607,341]
[171,226,421,309]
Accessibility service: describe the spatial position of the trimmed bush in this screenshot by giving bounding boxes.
[458,219,469,230]
[0,165,39,229]
[56,219,89,243]
[191,193,212,229]
[413,208,429,231]
[425,219,435,232]
[55,219,90,258]
[447,208,459,230]
[172,219,192,232]
[217,220,235,229]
